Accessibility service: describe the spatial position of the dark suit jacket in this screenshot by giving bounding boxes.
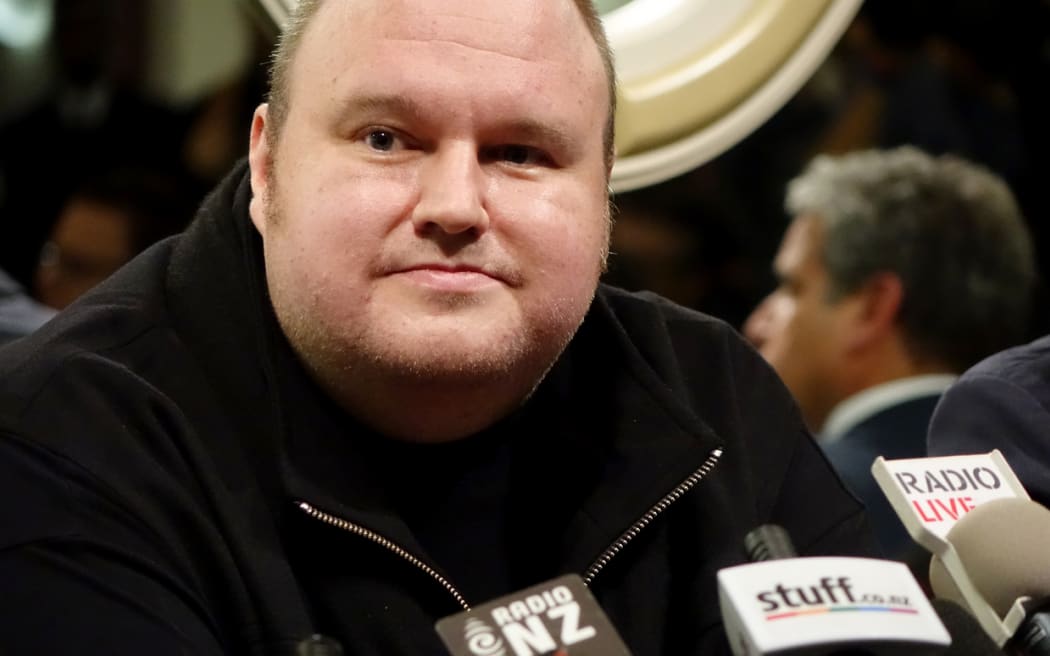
[928,335,1050,509]
[0,268,54,345]
[823,394,941,561]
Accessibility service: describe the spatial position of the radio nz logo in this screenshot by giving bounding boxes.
[461,585,595,656]
[462,618,507,656]
[755,576,917,620]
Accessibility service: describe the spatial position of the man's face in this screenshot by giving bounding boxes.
[743,215,853,431]
[249,0,610,402]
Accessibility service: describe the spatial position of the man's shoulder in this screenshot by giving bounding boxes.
[930,335,1050,429]
[847,394,941,438]
[0,242,181,427]
[597,284,730,329]
[595,284,749,362]
[592,284,807,459]
[595,285,787,396]
[961,334,1050,391]
[829,396,936,465]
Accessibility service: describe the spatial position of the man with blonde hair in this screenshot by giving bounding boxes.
[0,1,872,653]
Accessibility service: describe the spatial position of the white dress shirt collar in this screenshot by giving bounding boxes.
[821,374,958,443]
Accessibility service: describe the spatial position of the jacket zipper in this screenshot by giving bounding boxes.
[296,445,723,608]
[582,446,724,585]
[296,500,472,611]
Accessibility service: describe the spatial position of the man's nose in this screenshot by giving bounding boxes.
[743,296,773,347]
[411,145,489,236]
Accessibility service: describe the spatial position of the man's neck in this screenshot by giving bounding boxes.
[326,368,547,443]
[814,335,953,433]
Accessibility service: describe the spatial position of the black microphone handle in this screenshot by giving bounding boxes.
[744,524,798,562]
[931,599,1001,656]
[1010,611,1050,656]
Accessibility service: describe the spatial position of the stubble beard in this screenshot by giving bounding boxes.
[263,188,598,409]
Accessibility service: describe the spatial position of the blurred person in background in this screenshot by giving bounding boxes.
[928,334,1050,509]
[604,190,754,326]
[0,0,186,289]
[811,0,1050,330]
[31,169,193,309]
[0,267,54,345]
[743,145,1035,570]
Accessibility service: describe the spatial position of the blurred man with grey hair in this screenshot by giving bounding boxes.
[744,145,1035,564]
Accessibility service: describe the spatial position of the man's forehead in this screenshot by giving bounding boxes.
[314,0,585,51]
[291,0,608,125]
[776,215,824,272]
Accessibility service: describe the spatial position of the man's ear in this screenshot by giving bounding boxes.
[248,103,272,238]
[844,271,904,352]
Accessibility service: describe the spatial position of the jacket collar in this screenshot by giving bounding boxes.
[165,161,726,574]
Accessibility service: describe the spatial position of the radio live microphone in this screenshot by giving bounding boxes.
[719,524,951,654]
[434,574,632,656]
[928,497,1050,656]
[873,450,1047,652]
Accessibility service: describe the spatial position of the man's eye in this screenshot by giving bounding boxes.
[487,145,548,166]
[364,129,399,152]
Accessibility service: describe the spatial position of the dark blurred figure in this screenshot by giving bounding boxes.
[605,194,709,310]
[743,146,1035,572]
[0,0,187,289]
[32,169,193,309]
[181,33,271,188]
[605,181,755,325]
[818,1,1029,186]
[928,334,1050,510]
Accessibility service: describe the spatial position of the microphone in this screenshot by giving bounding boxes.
[295,634,345,655]
[745,524,798,561]
[928,497,1050,656]
[873,450,1048,652]
[434,574,632,656]
[718,525,951,654]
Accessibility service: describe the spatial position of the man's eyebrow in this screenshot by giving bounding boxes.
[338,94,428,122]
[500,119,578,154]
[337,94,579,152]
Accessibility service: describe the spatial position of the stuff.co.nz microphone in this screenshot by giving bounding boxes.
[873,449,1049,652]
[718,525,950,654]
[434,574,632,656]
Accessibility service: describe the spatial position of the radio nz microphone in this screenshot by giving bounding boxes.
[434,574,632,656]
[718,525,950,654]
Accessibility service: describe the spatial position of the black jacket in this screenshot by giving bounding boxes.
[0,163,872,655]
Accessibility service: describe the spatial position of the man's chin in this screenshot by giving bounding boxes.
[368,336,533,383]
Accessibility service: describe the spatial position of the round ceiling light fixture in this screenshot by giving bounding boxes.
[247,0,862,193]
